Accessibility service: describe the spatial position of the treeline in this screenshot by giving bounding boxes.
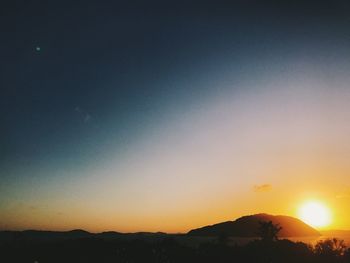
[1,237,350,263]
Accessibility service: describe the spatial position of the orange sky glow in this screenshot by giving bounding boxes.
[2,71,350,233]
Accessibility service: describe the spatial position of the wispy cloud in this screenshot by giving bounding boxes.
[253,184,272,193]
[75,106,92,123]
[84,113,91,123]
[336,189,350,199]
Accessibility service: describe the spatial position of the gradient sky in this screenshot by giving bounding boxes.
[1,0,350,233]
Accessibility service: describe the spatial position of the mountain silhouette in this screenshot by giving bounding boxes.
[0,229,93,241]
[0,229,168,242]
[188,213,320,237]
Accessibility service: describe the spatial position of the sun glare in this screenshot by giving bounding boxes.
[298,201,331,228]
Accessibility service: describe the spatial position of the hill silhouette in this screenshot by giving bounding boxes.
[0,229,94,241]
[0,229,169,242]
[188,213,320,237]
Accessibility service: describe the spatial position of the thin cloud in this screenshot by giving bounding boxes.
[336,189,350,199]
[75,106,83,113]
[75,106,92,123]
[84,113,91,123]
[253,184,272,193]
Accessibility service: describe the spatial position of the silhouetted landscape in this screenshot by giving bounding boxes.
[2,214,350,262]
[188,213,321,237]
[3,1,350,262]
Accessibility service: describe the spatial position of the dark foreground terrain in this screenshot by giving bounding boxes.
[1,235,350,263]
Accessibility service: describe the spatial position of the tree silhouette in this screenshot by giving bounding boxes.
[257,220,282,242]
[314,238,347,258]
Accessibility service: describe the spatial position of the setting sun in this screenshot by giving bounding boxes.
[298,201,332,228]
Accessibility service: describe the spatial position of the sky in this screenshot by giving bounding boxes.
[1,0,350,233]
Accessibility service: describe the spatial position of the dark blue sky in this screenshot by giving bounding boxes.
[2,1,350,231]
[2,0,349,168]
